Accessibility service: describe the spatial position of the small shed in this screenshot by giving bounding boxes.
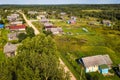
[99,64,109,74]
[0,24,4,28]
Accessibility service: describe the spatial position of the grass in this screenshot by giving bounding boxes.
[32,21,43,33]
[32,16,120,80]
[0,50,5,62]
[59,52,81,80]
[54,23,120,80]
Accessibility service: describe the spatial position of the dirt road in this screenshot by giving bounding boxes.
[19,12,40,35]
[59,58,76,80]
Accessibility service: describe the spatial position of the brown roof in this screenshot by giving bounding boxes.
[82,54,113,68]
[4,43,17,53]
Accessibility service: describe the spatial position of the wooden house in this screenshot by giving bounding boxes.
[81,54,113,73]
[4,43,18,57]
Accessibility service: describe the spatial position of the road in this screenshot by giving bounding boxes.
[19,11,76,80]
[59,58,76,80]
[19,12,40,35]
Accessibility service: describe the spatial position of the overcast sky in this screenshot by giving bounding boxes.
[0,0,120,4]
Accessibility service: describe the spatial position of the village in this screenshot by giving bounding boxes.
[0,6,120,80]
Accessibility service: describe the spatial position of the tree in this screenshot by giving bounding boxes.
[18,33,27,42]
[43,30,52,36]
[26,27,35,38]
[0,34,70,80]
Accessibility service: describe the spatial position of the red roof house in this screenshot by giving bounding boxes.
[8,25,26,31]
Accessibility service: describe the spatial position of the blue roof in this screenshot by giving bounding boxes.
[0,24,4,28]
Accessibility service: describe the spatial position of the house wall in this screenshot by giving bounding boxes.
[18,28,25,31]
[99,69,108,74]
[85,65,98,73]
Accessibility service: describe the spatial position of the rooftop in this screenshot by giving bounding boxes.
[4,43,18,53]
[82,54,113,68]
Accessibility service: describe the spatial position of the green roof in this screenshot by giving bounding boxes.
[99,64,109,69]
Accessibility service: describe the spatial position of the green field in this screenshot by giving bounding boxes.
[51,16,120,80]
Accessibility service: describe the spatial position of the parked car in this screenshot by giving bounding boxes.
[113,67,120,77]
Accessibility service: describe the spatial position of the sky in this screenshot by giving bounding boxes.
[0,0,120,4]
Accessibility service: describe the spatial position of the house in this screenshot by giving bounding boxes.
[8,24,26,31]
[102,20,111,26]
[71,16,77,21]
[7,16,17,22]
[28,11,38,15]
[4,43,18,57]
[10,21,23,25]
[40,19,49,23]
[37,15,46,20]
[44,22,53,28]
[39,11,47,15]
[81,54,113,73]
[0,24,4,28]
[60,12,66,15]
[7,13,19,22]
[8,32,19,41]
[45,27,63,35]
[11,13,19,18]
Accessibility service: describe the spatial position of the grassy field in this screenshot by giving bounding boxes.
[52,17,120,80]
[32,16,120,80]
